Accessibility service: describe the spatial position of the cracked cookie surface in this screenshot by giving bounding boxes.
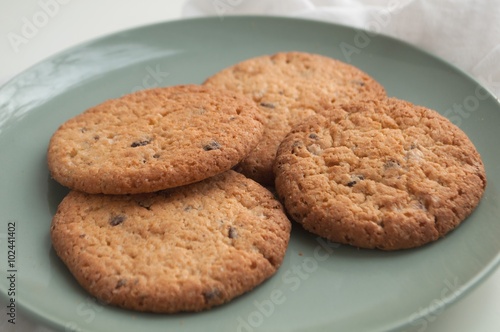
[47,85,264,194]
[204,52,386,185]
[274,98,486,250]
[50,170,291,313]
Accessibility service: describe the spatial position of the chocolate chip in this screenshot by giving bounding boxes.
[228,226,238,239]
[203,288,221,304]
[137,200,152,210]
[384,160,400,169]
[93,135,100,141]
[260,102,275,109]
[115,279,126,289]
[109,214,126,226]
[203,140,221,151]
[130,139,151,147]
[309,133,319,140]
[152,153,160,159]
[347,175,364,187]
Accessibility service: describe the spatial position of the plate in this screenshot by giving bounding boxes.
[1,16,499,332]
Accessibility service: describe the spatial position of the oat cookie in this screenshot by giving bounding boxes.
[274,98,486,250]
[50,170,291,313]
[47,85,264,194]
[204,52,386,185]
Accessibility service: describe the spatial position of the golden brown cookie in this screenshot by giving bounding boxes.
[274,98,486,250]
[47,85,264,194]
[204,52,386,185]
[50,170,291,313]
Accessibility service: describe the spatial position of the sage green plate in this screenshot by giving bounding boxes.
[0,16,499,332]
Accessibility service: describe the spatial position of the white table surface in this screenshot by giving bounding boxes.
[0,1,499,331]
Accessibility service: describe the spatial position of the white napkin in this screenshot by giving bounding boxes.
[182,0,500,98]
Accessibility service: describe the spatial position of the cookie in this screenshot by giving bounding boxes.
[204,52,386,185]
[47,85,264,194]
[50,170,291,313]
[274,98,486,250]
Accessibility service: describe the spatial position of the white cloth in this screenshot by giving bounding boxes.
[182,0,500,98]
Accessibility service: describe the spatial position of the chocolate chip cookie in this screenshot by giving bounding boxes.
[47,85,264,194]
[204,52,386,185]
[50,170,291,313]
[274,98,486,250]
